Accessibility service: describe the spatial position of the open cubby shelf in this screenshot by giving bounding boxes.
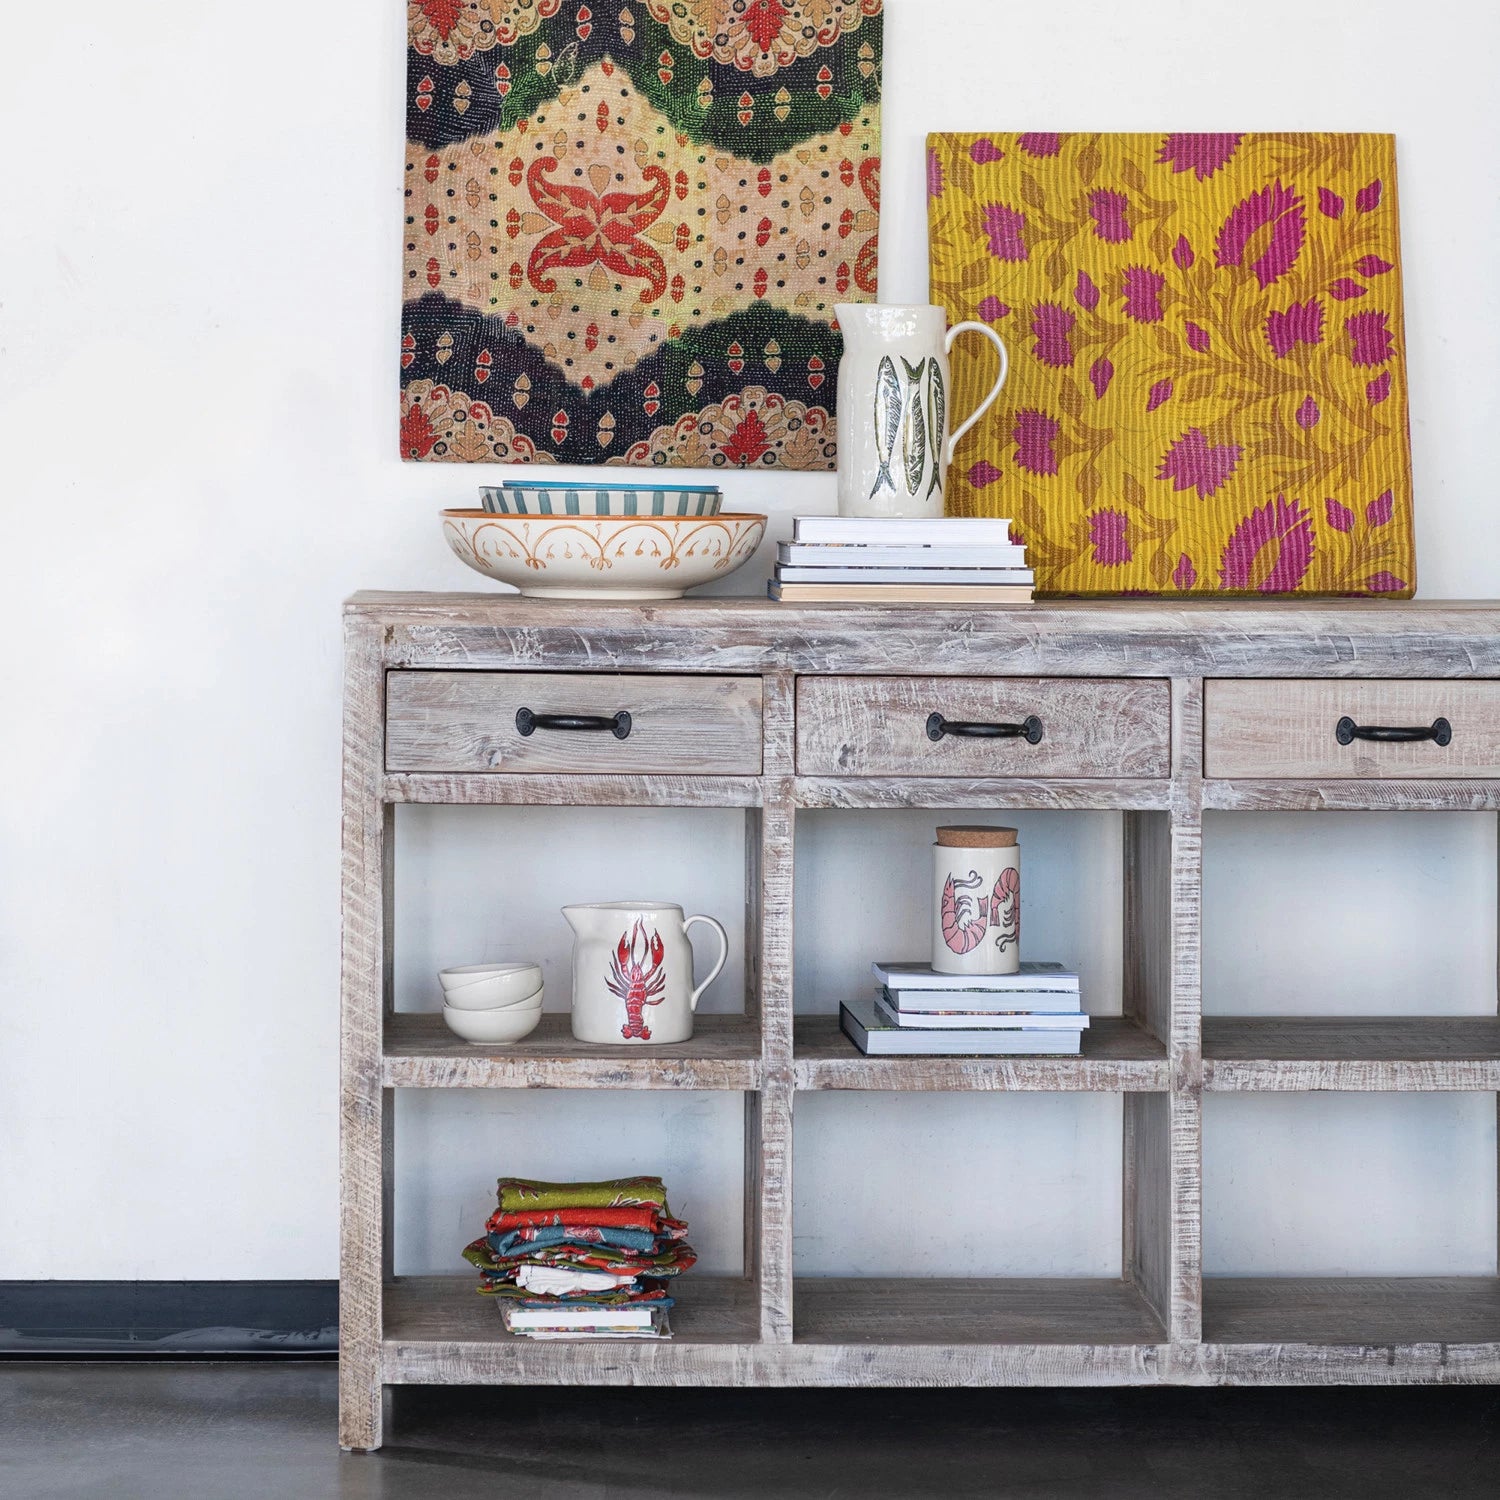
[383,1012,761,1090]
[1203,1017,1500,1091]
[341,597,1500,1449]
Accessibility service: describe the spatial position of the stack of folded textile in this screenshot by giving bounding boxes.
[462,1175,695,1339]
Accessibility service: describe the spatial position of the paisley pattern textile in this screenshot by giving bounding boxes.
[928,133,1414,596]
[404,0,883,468]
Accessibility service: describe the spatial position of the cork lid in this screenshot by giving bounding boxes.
[936,825,1018,848]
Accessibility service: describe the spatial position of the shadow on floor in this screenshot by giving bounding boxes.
[0,1362,1496,1500]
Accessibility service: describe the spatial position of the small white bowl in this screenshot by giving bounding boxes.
[445,981,544,1013]
[442,1001,543,1044]
[439,963,542,999]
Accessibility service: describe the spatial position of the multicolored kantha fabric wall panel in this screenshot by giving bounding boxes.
[927,133,1414,596]
[402,0,883,470]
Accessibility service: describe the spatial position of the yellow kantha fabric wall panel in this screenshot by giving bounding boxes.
[928,133,1413,596]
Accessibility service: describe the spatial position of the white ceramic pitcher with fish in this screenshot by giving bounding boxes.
[834,304,1009,518]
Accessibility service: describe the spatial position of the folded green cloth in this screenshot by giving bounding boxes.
[495,1176,671,1214]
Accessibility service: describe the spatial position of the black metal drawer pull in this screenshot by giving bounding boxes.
[515,708,632,740]
[1335,715,1451,746]
[926,712,1043,745]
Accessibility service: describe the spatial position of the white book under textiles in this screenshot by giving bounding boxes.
[793,517,1015,546]
[515,1329,670,1339]
[775,566,1035,586]
[777,542,1028,567]
[506,1306,657,1329]
[840,993,1083,1055]
[871,960,1079,993]
[874,993,1090,1031]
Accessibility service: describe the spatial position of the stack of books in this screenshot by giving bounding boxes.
[768,516,1033,604]
[840,961,1087,1055]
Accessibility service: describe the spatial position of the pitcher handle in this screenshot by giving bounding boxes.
[944,322,1009,466]
[682,914,729,1012]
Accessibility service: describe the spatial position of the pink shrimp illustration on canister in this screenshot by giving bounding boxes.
[932,825,1021,976]
[991,865,1020,953]
[940,869,989,953]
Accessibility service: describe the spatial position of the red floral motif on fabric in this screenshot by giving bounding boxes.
[853,158,880,294]
[526,158,673,302]
[417,0,464,39]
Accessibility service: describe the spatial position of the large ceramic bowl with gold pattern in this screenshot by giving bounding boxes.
[441,510,767,600]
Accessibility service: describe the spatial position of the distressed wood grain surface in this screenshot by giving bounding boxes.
[1202,1276,1500,1347]
[382,1277,1165,1385]
[796,676,1171,778]
[349,594,1500,678]
[791,1016,1167,1091]
[341,593,1500,1437]
[386,671,763,775]
[793,1277,1167,1346]
[754,672,796,1342]
[383,1013,761,1090]
[339,616,389,1451]
[1204,779,1500,811]
[794,777,1172,810]
[384,773,763,807]
[1205,679,1500,779]
[1203,1017,1500,1091]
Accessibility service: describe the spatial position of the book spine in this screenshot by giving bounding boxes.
[793,520,1015,545]
[777,544,1028,566]
[775,567,1036,585]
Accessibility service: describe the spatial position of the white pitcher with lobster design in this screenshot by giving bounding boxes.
[834,304,1009,519]
[931,826,1020,977]
[564,901,729,1045]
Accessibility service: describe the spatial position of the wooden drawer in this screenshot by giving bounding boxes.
[796,677,1172,778]
[1205,680,1500,779]
[386,672,762,774]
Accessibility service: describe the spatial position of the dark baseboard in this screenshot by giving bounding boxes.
[0,1281,338,1356]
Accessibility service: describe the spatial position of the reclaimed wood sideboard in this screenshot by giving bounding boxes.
[341,594,1500,1450]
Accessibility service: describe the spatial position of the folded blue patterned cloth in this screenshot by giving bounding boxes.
[487,1224,661,1259]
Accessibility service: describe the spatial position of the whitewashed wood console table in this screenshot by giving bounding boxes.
[341,594,1500,1449]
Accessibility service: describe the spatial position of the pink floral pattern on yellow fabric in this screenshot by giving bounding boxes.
[928,131,1413,596]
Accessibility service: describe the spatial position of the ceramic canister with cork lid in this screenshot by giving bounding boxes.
[932,825,1020,976]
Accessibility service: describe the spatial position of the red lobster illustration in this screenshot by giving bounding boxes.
[606,918,667,1040]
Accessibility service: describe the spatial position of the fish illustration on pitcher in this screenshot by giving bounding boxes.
[870,355,902,499]
[836,304,1008,518]
[925,361,947,500]
[901,358,928,496]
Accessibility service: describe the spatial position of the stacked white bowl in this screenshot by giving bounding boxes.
[439,962,544,1043]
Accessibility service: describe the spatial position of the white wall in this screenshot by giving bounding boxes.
[2,0,1498,1280]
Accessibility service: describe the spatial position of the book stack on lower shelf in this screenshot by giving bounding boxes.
[768,517,1033,604]
[841,962,1088,1055]
[461,1176,696,1340]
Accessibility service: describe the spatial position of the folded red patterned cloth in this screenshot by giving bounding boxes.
[485,1204,688,1238]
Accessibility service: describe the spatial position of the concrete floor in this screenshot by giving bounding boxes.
[0,1363,1496,1499]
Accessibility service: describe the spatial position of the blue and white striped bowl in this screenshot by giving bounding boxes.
[480,482,721,517]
